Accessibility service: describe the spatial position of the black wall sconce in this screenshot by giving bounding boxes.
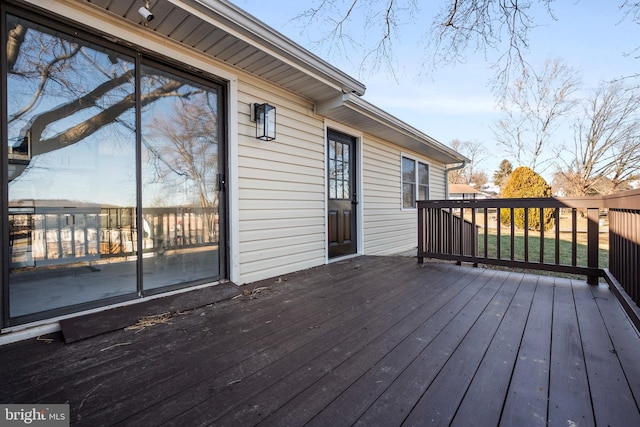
[252,102,276,141]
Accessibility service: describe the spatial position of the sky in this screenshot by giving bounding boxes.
[231,0,640,182]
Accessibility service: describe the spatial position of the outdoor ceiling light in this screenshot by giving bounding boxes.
[138,1,154,22]
[254,103,276,141]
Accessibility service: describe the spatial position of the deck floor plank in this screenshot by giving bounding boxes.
[1,256,639,427]
[499,274,554,427]
[548,279,594,427]
[450,274,539,427]
[572,279,640,427]
[357,271,520,427]
[305,269,505,426]
[256,265,487,427]
[210,262,472,426]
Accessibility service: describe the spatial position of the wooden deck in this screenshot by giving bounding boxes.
[2,256,640,426]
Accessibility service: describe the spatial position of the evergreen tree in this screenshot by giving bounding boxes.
[493,159,513,189]
[500,166,554,231]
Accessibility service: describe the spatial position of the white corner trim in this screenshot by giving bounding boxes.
[227,79,241,284]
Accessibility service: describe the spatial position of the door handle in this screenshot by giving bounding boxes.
[351,193,358,205]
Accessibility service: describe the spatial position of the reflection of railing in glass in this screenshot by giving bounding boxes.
[142,207,219,253]
[9,207,218,269]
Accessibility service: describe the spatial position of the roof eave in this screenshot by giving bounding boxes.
[171,0,366,97]
[317,94,470,165]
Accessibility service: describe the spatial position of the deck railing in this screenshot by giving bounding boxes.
[602,189,640,311]
[418,189,640,313]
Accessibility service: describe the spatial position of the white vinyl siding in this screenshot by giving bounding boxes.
[429,162,447,199]
[362,137,447,255]
[236,77,326,283]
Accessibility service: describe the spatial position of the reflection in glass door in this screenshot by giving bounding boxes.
[4,13,225,325]
[5,15,138,320]
[140,64,223,291]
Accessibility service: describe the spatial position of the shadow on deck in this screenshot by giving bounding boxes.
[1,256,639,426]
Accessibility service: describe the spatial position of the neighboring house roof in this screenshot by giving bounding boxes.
[449,184,480,194]
[81,0,468,164]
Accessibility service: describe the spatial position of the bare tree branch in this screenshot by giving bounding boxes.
[7,24,26,70]
[31,80,185,156]
[557,80,640,195]
[293,0,418,79]
[293,0,565,87]
[448,138,487,185]
[494,57,581,173]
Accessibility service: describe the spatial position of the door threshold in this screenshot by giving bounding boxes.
[328,253,361,263]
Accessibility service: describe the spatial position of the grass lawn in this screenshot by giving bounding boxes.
[478,229,609,269]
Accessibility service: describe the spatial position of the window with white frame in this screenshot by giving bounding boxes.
[402,156,429,208]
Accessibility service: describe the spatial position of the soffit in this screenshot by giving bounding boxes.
[79,0,365,102]
[317,94,469,165]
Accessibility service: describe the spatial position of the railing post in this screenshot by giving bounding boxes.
[417,203,424,264]
[587,207,599,285]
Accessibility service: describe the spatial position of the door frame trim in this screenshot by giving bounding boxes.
[324,120,363,263]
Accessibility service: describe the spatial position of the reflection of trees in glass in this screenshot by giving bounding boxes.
[144,94,219,207]
[329,139,350,199]
[8,18,129,165]
[6,17,184,182]
[142,86,220,242]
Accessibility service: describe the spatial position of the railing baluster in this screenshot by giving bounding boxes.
[587,207,599,285]
[447,207,453,255]
[572,208,577,266]
[496,208,501,260]
[484,208,488,258]
[459,207,464,261]
[555,208,560,265]
[510,208,515,260]
[524,208,529,262]
[539,207,544,264]
[417,203,424,264]
[631,210,636,302]
[471,207,477,265]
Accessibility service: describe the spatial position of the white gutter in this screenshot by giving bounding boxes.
[445,161,468,199]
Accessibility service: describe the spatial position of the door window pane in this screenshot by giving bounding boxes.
[6,15,137,317]
[329,140,351,200]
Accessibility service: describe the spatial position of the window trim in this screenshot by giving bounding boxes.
[401,153,430,210]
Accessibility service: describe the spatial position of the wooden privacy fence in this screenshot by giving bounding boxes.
[418,189,640,312]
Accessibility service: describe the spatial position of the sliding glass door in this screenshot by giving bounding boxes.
[140,64,223,291]
[3,11,226,325]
